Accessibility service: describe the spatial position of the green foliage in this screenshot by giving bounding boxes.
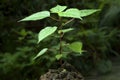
[59,8,82,19]
[68,42,84,54]
[19,5,98,62]
[19,11,50,21]
[20,5,99,21]
[58,28,74,34]
[59,8,99,19]
[55,54,63,60]
[79,9,100,17]
[33,48,48,60]
[38,26,57,43]
[50,5,67,13]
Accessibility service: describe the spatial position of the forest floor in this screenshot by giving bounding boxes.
[86,57,120,80]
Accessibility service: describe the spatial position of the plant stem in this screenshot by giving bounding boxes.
[59,32,63,55]
[62,18,74,26]
[58,18,75,65]
[59,17,63,65]
[50,16,60,21]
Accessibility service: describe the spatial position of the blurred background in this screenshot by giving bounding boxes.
[0,0,120,80]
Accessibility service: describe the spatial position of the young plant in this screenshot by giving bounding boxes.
[19,5,99,63]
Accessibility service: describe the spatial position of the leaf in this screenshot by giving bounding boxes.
[59,8,82,19]
[19,11,50,22]
[79,9,100,17]
[58,9,100,19]
[33,48,48,60]
[68,42,83,54]
[58,28,74,34]
[38,26,57,43]
[50,5,67,13]
[55,54,63,60]
[19,29,27,36]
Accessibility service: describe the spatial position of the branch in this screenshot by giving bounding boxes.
[62,18,75,26]
[50,16,60,21]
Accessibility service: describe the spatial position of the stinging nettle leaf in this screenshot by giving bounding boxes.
[50,5,67,13]
[59,8,82,19]
[38,26,57,43]
[68,42,83,54]
[79,9,100,17]
[33,48,48,60]
[19,11,50,22]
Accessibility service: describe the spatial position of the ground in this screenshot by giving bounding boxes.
[40,62,84,80]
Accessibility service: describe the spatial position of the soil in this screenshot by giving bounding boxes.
[40,62,84,80]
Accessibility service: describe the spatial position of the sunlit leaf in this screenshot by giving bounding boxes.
[58,8,99,19]
[59,8,82,19]
[68,42,83,54]
[79,9,100,17]
[38,26,57,43]
[50,5,67,13]
[33,48,48,60]
[19,11,50,22]
[55,54,63,60]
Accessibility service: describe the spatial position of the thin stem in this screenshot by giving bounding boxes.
[50,16,60,21]
[59,32,63,54]
[58,18,75,65]
[59,17,63,65]
[59,31,64,65]
[59,17,63,55]
[62,18,75,26]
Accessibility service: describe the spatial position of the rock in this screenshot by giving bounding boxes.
[40,62,84,80]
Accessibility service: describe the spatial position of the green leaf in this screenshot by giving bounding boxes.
[59,8,82,19]
[50,5,67,13]
[58,28,74,34]
[38,26,57,43]
[68,42,83,54]
[19,29,27,36]
[79,9,100,17]
[55,54,63,60]
[19,11,50,22]
[33,48,48,60]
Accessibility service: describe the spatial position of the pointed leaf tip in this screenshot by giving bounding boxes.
[79,9,100,17]
[19,11,50,22]
[50,5,67,13]
[33,48,48,60]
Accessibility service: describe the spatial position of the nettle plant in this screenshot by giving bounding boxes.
[19,5,99,62]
